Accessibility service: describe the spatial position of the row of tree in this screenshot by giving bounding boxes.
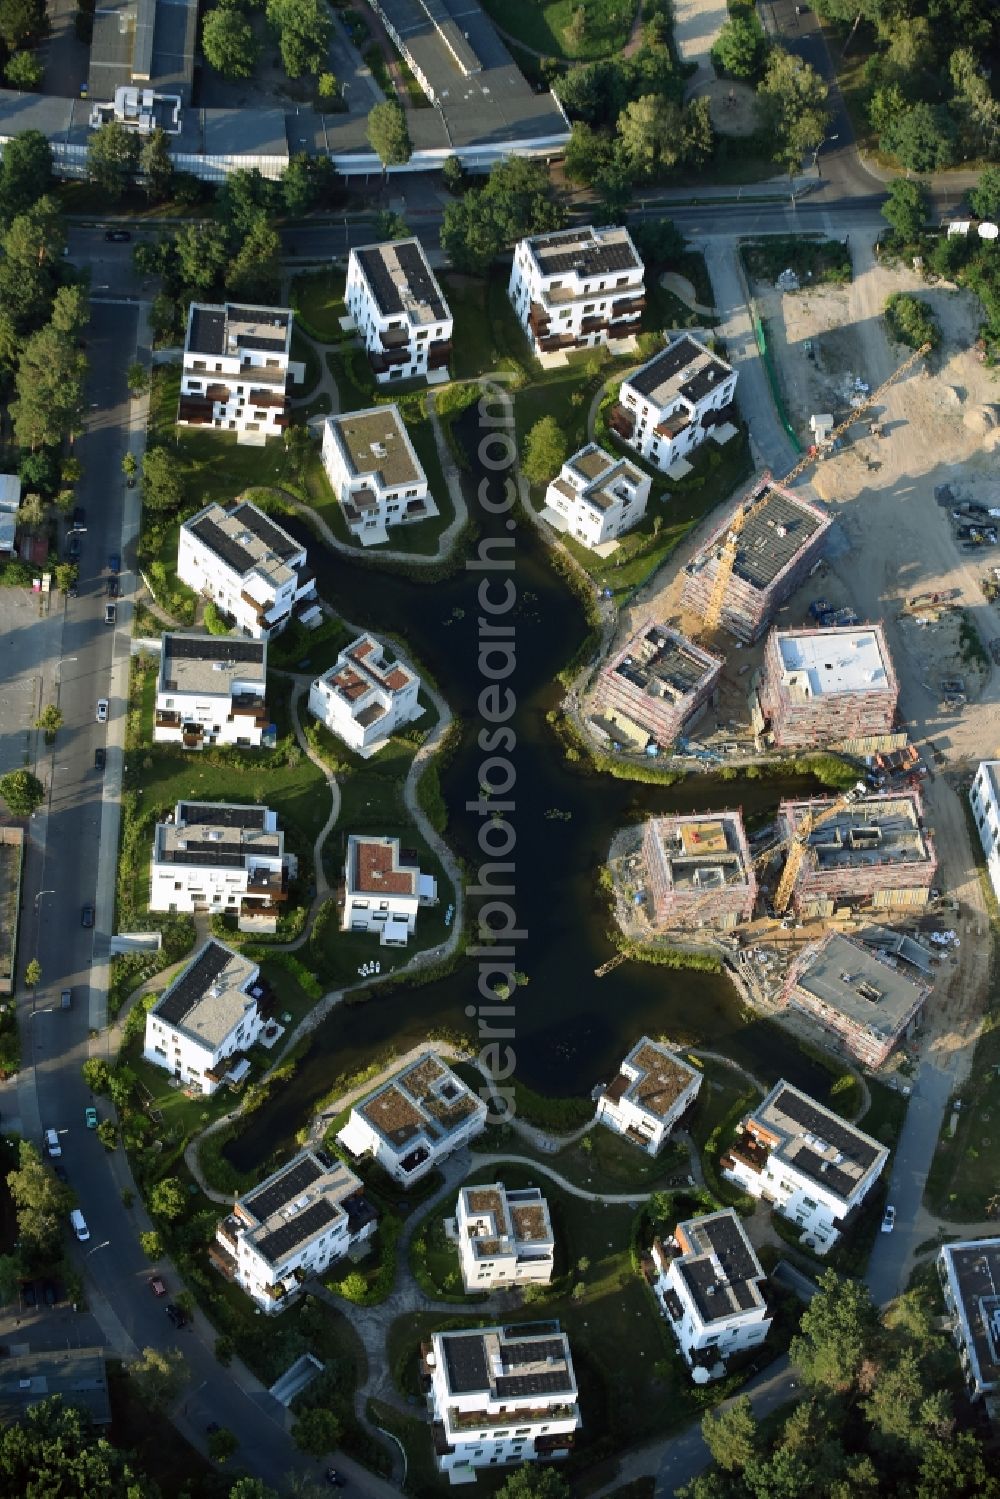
[0,0,46,89]
[202,0,332,83]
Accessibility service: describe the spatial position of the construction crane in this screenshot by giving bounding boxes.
[771,781,869,917]
[699,341,933,635]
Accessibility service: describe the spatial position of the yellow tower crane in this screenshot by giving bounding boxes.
[699,341,932,636]
[770,781,869,918]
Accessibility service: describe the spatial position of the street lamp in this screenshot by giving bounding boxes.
[34,890,55,909]
[812,133,840,176]
[86,1239,111,1257]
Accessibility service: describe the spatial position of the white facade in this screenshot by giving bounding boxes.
[542,443,651,549]
[612,335,737,474]
[337,1052,487,1185]
[595,1036,702,1155]
[213,1148,377,1314]
[142,940,266,1095]
[342,834,437,946]
[455,1183,554,1293]
[0,474,19,555]
[970,761,1000,904]
[153,633,269,750]
[308,634,421,755]
[149,801,291,933]
[321,407,436,545]
[424,1324,580,1473]
[651,1210,770,1382]
[346,239,453,385]
[177,500,319,639]
[508,225,644,358]
[937,1238,1000,1401]
[178,302,297,442]
[721,1080,889,1254]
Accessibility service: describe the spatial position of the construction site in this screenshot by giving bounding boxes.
[754,623,899,750]
[591,623,723,751]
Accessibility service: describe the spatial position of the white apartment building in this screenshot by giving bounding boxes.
[610,335,737,474]
[595,1036,702,1155]
[308,634,421,756]
[346,239,453,384]
[937,1237,1000,1401]
[455,1182,554,1293]
[149,801,292,933]
[337,1052,487,1185]
[142,940,269,1095]
[212,1148,378,1314]
[721,1080,889,1254]
[970,761,1000,904]
[177,303,300,443]
[342,834,437,946]
[651,1209,771,1382]
[0,474,20,555]
[508,225,645,358]
[321,407,436,546]
[423,1323,580,1474]
[541,443,651,549]
[177,499,320,639]
[153,633,269,751]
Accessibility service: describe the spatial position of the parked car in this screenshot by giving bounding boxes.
[44,1128,61,1158]
[42,1281,57,1307]
[104,604,116,626]
[81,905,94,928]
[104,229,131,243]
[96,699,108,723]
[68,580,79,598]
[21,1283,37,1308]
[108,554,120,574]
[85,1106,98,1129]
[69,1209,90,1242]
[881,1205,896,1234]
[149,1276,167,1298]
[60,989,72,1010]
[166,1303,188,1328]
[106,577,119,598]
[95,747,106,771]
[67,534,80,559]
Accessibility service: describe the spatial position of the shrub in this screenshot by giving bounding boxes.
[884,292,940,352]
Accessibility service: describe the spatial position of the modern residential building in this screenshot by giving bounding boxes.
[780,933,930,1069]
[756,624,899,749]
[211,1148,377,1314]
[153,633,269,750]
[342,834,437,945]
[650,1209,771,1381]
[149,801,292,933]
[308,634,421,756]
[142,940,270,1095]
[681,479,833,643]
[177,303,297,442]
[970,760,1000,904]
[610,336,737,474]
[346,239,453,384]
[320,407,435,545]
[423,1323,580,1473]
[595,1036,702,1155]
[508,225,645,358]
[541,443,651,549]
[721,1080,889,1253]
[641,812,756,930]
[776,791,937,916]
[0,473,19,556]
[455,1182,554,1293]
[177,499,320,639]
[593,623,722,750]
[337,1052,487,1184]
[937,1238,1000,1401]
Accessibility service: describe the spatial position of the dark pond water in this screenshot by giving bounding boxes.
[227,401,832,1170]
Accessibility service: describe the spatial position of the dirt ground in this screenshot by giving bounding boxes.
[692,78,759,138]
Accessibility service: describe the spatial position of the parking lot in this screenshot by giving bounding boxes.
[0,587,64,781]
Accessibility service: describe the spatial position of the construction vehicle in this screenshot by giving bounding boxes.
[771,781,869,917]
[700,342,932,635]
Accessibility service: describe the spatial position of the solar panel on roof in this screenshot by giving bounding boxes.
[533,231,638,278]
[356,241,447,321]
[188,307,226,357]
[178,804,267,830]
[495,1369,572,1398]
[165,634,264,665]
[500,1337,566,1369]
[442,1334,490,1394]
[243,1155,322,1222]
[190,516,257,578]
[775,1086,881,1170]
[228,503,298,560]
[628,336,704,397]
[255,1199,338,1265]
[156,942,232,1027]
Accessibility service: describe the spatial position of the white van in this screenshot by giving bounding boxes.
[44,1128,61,1158]
[69,1209,90,1242]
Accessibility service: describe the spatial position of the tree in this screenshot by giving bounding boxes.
[440,157,564,275]
[108,1064,138,1111]
[5,51,43,89]
[139,1229,163,1258]
[208,1427,239,1463]
[0,1252,21,1305]
[703,1396,758,1472]
[87,121,140,201]
[969,165,1000,223]
[54,562,78,592]
[291,1406,342,1457]
[757,48,830,176]
[148,1176,186,1222]
[126,360,148,395]
[633,216,686,265]
[96,1119,118,1151]
[228,1481,279,1499]
[521,416,567,486]
[203,601,232,635]
[218,168,279,240]
[139,126,175,202]
[317,71,338,103]
[882,103,957,173]
[281,152,322,216]
[267,0,332,78]
[0,196,66,334]
[0,1397,144,1494]
[617,94,683,180]
[19,450,59,494]
[12,324,87,447]
[367,101,411,169]
[82,1057,112,1093]
[496,1469,569,1499]
[129,1345,186,1409]
[884,292,940,351]
[373,207,409,240]
[881,178,928,242]
[202,7,260,79]
[711,14,768,80]
[0,769,44,814]
[950,48,1000,158]
[122,451,138,481]
[225,212,281,303]
[0,0,44,50]
[24,957,41,989]
[35,704,63,737]
[16,491,46,528]
[174,221,229,294]
[0,128,52,219]
[50,283,89,339]
[442,154,464,193]
[141,446,184,514]
[6,1141,73,1264]
[790,1268,881,1393]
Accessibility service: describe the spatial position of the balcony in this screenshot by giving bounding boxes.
[217,1215,240,1250]
[246,868,288,900]
[654,410,693,440]
[528,301,551,337]
[445,1403,579,1432]
[205,382,231,403]
[177,395,215,425]
[155,709,181,730]
[427,340,452,371]
[238,362,286,386]
[181,724,205,747]
[247,388,287,411]
[209,1242,238,1280]
[611,296,645,319]
[608,404,636,441]
[378,325,411,350]
[368,346,410,375]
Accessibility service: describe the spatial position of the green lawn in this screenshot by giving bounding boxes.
[291,268,349,341]
[925,1006,1000,1219]
[477,0,637,60]
[290,323,322,398]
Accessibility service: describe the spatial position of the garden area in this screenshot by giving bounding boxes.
[478,0,638,61]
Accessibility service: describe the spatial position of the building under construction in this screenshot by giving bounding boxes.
[681,480,832,642]
[594,623,723,748]
[756,624,899,749]
[642,812,756,930]
[780,932,929,1068]
[775,791,936,916]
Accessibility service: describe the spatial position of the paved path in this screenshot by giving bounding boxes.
[673,0,727,92]
[471,1153,653,1204]
[660,271,717,317]
[289,327,342,422]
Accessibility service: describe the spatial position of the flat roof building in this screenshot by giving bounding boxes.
[938,1238,1000,1401]
[308,634,421,756]
[757,624,898,749]
[154,632,269,750]
[542,443,651,551]
[595,1036,702,1155]
[0,1347,110,1427]
[651,1209,770,1381]
[611,335,738,476]
[150,800,291,933]
[342,833,437,946]
[781,933,930,1069]
[776,791,936,916]
[321,406,435,546]
[143,939,270,1094]
[681,479,833,642]
[509,225,645,358]
[177,499,319,638]
[338,1052,487,1183]
[455,1182,554,1292]
[970,761,1000,906]
[88,0,197,106]
[178,303,296,443]
[346,239,453,384]
[641,812,756,930]
[594,623,722,750]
